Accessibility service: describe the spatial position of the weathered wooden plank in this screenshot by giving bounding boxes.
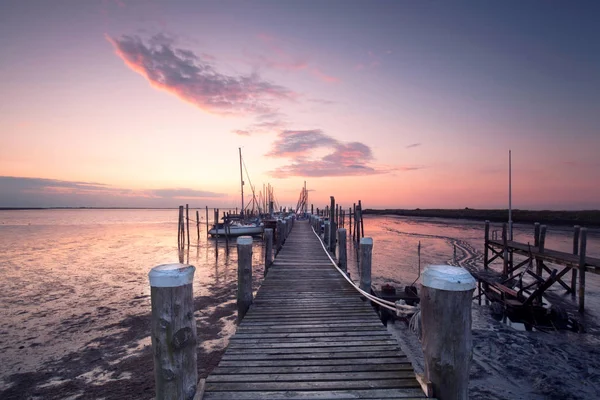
[217,357,408,367]
[212,363,414,375]
[203,388,427,399]
[206,370,415,382]
[205,379,421,391]
[221,350,406,361]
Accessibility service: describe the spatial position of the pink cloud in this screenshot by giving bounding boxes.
[107,34,298,117]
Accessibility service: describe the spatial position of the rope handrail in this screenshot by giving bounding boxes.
[309,223,399,312]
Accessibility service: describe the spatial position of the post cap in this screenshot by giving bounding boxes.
[237,236,253,245]
[360,237,373,245]
[149,264,195,287]
[421,265,476,291]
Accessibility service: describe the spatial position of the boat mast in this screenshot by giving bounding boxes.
[239,147,244,219]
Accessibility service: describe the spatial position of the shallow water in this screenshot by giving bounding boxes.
[1,209,599,391]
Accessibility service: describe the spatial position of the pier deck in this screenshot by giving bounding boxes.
[203,220,428,399]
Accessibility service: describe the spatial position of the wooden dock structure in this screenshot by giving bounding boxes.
[201,220,429,400]
[483,221,600,312]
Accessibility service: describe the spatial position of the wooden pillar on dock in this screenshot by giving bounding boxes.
[349,207,352,237]
[148,264,197,400]
[186,204,190,247]
[264,228,273,277]
[237,236,253,322]
[502,223,508,276]
[337,228,347,273]
[359,237,373,293]
[329,197,335,252]
[178,206,183,249]
[483,221,490,270]
[352,203,356,240]
[536,225,547,276]
[579,228,587,313]
[196,211,200,241]
[324,221,330,247]
[571,226,580,296]
[533,222,540,247]
[358,200,365,238]
[205,206,209,237]
[421,265,476,400]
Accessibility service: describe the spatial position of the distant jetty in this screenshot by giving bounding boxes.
[362,208,600,227]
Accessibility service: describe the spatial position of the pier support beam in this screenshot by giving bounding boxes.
[237,236,253,322]
[359,237,373,293]
[421,265,476,400]
[149,264,197,400]
[337,228,347,273]
[579,228,587,313]
[483,221,489,270]
[264,228,273,277]
[571,225,580,296]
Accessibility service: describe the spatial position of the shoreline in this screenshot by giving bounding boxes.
[363,208,600,227]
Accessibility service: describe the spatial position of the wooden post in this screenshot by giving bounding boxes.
[329,196,335,251]
[534,222,540,247]
[579,228,587,313]
[483,221,490,270]
[358,200,365,238]
[196,210,200,242]
[502,223,508,276]
[276,220,283,252]
[237,236,253,322]
[324,221,330,247]
[352,203,356,240]
[359,237,373,293]
[186,204,190,247]
[421,265,476,400]
[214,209,219,246]
[536,225,547,276]
[337,228,347,273]
[571,226,580,296]
[205,206,209,237]
[264,228,273,277]
[349,207,353,237]
[149,264,197,400]
[178,206,183,249]
[224,211,229,251]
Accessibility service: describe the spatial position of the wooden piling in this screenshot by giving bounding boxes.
[421,265,476,400]
[579,228,587,313]
[148,264,197,400]
[178,206,183,249]
[358,200,365,238]
[484,221,490,270]
[571,225,580,296]
[502,223,508,276]
[205,206,209,237]
[359,237,373,293]
[264,228,273,277]
[536,225,547,276]
[337,228,347,273]
[186,204,190,247]
[196,211,200,242]
[534,222,540,247]
[324,221,330,248]
[349,207,353,237]
[237,236,253,323]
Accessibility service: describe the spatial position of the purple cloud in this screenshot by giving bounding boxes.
[107,34,297,116]
[266,131,389,178]
[406,143,422,149]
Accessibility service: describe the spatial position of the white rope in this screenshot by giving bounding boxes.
[310,223,398,312]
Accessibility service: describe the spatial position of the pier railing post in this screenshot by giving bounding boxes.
[571,225,580,296]
[337,228,347,273]
[148,264,197,400]
[421,265,476,400]
[237,236,253,322]
[324,221,330,247]
[264,228,273,277]
[501,223,508,276]
[483,221,489,270]
[536,225,547,277]
[579,228,587,313]
[359,237,373,293]
[276,220,283,253]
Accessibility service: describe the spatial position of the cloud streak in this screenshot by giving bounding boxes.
[406,143,422,149]
[266,130,389,178]
[107,34,297,116]
[0,176,225,208]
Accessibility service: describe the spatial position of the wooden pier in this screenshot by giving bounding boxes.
[483,221,600,313]
[201,220,429,399]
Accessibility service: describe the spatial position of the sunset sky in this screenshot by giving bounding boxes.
[1,1,599,210]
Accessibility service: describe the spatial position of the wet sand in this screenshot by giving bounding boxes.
[390,306,600,400]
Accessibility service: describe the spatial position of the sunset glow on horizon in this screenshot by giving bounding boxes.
[1,1,599,210]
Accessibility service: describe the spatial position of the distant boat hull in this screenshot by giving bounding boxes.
[209,224,264,237]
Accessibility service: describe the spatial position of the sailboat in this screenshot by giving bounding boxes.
[208,148,264,237]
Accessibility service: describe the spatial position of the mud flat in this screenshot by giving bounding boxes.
[390,305,600,400]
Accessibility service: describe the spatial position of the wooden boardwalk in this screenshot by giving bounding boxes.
[202,220,428,399]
